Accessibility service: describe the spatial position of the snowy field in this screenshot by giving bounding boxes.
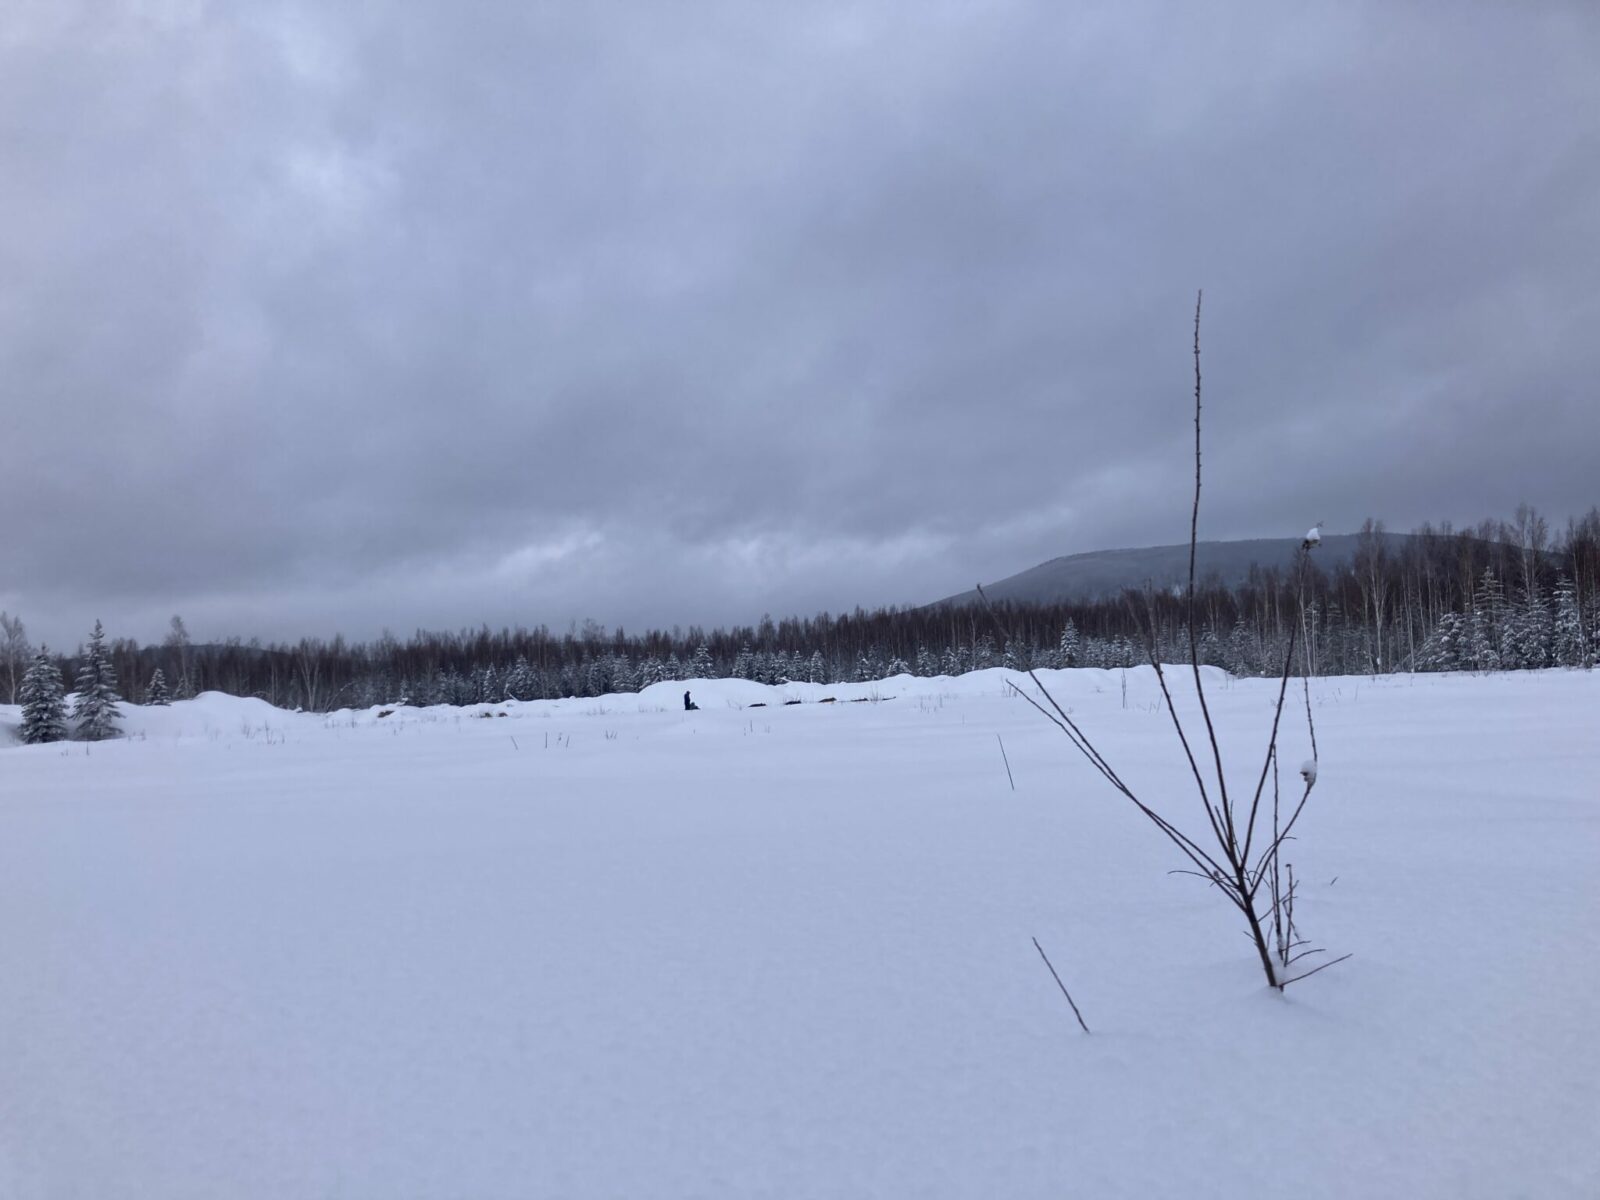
[1,667,1596,1199]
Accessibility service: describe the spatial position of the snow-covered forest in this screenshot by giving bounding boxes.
[5,508,1597,712]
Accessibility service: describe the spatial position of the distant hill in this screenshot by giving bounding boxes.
[935,532,1414,608]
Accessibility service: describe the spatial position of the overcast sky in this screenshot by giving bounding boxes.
[4,1,1598,649]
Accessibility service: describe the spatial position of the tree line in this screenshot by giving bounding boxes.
[4,506,1596,718]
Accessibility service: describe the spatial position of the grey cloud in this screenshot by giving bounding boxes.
[4,1,1598,648]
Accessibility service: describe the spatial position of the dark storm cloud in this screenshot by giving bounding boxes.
[4,1,1598,648]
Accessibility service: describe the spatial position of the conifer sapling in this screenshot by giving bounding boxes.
[72,620,123,741]
[19,650,69,744]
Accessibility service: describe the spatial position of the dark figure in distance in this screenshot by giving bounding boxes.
[683,690,699,711]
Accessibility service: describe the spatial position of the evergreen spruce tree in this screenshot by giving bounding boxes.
[146,668,172,705]
[72,621,122,740]
[1075,637,1099,668]
[610,653,638,693]
[1502,588,1551,670]
[1552,577,1587,667]
[972,634,998,670]
[1225,616,1258,676]
[690,643,714,678]
[1076,637,1096,668]
[807,649,828,684]
[1115,636,1139,668]
[1469,569,1505,672]
[732,644,755,680]
[436,667,464,705]
[1057,620,1081,667]
[1420,611,1466,671]
[914,646,938,677]
[505,656,535,700]
[19,649,69,744]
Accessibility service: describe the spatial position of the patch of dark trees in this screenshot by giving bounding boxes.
[8,509,1597,712]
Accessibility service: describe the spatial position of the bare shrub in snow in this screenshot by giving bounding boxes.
[991,294,1344,991]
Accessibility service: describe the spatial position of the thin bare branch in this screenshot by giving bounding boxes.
[1250,779,1317,893]
[1032,937,1091,1033]
[1278,953,1353,987]
[1185,290,1237,852]
[1302,671,1319,763]
[1241,547,1312,866]
[1128,594,1231,853]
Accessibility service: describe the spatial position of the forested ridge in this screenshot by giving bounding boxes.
[6,508,1596,712]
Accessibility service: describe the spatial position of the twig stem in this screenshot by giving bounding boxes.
[1032,937,1091,1033]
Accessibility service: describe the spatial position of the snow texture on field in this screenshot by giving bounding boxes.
[2,668,1597,1198]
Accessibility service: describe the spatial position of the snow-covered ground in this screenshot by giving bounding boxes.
[1,668,1596,1198]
